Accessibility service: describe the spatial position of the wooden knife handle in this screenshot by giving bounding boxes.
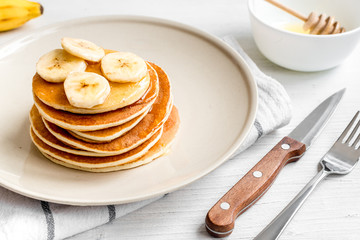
[205,136,306,237]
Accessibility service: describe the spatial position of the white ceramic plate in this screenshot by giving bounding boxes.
[0,16,257,205]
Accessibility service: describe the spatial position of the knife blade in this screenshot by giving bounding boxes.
[205,89,345,238]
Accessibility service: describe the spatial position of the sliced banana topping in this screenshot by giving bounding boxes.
[64,72,111,109]
[61,37,105,62]
[101,52,147,83]
[36,49,87,83]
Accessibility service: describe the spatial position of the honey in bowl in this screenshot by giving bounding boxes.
[284,23,310,34]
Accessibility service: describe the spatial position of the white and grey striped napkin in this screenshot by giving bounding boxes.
[0,36,291,240]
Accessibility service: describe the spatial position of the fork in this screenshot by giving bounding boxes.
[254,111,360,240]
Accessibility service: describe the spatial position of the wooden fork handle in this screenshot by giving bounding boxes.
[205,136,306,237]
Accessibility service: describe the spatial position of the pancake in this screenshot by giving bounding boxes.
[42,62,172,155]
[68,109,149,143]
[34,63,159,131]
[32,107,180,172]
[30,105,155,157]
[31,126,163,167]
[69,95,172,143]
[32,51,152,114]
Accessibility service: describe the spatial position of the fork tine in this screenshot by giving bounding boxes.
[346,116,360,144]
[339,111,360,142]
[352,133,360,149]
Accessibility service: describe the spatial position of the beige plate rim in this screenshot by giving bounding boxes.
[0,15,257,205]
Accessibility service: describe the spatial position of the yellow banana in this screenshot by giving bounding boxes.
[0,0,43,32]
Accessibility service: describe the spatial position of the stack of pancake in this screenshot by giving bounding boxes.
[30,38,179,172]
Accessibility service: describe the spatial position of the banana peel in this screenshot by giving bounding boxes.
[0,0,43,32]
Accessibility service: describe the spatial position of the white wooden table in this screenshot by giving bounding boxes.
[2,0,359,239]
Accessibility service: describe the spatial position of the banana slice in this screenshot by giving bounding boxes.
[36,49,87,83]
[101,52,147,83]
[61,37,105,62]
[64,72,110,109]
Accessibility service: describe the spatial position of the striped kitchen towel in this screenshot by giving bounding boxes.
[0,36,291,240]
[0,186,161,239]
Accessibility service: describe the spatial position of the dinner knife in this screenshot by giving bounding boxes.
[205,89,345,237]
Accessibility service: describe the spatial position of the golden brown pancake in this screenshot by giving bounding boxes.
[32,107,180,172]
[34,63,159,131]
[32,51,152,114]
[68,109,149,143]
[30,105,156,157]
[42,62,172,155]
[31,126,163,167]
[69,96,172,143]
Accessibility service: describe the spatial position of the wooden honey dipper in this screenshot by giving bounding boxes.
[265,0,345,34]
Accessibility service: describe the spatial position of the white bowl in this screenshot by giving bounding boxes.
[248,0,360,71]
